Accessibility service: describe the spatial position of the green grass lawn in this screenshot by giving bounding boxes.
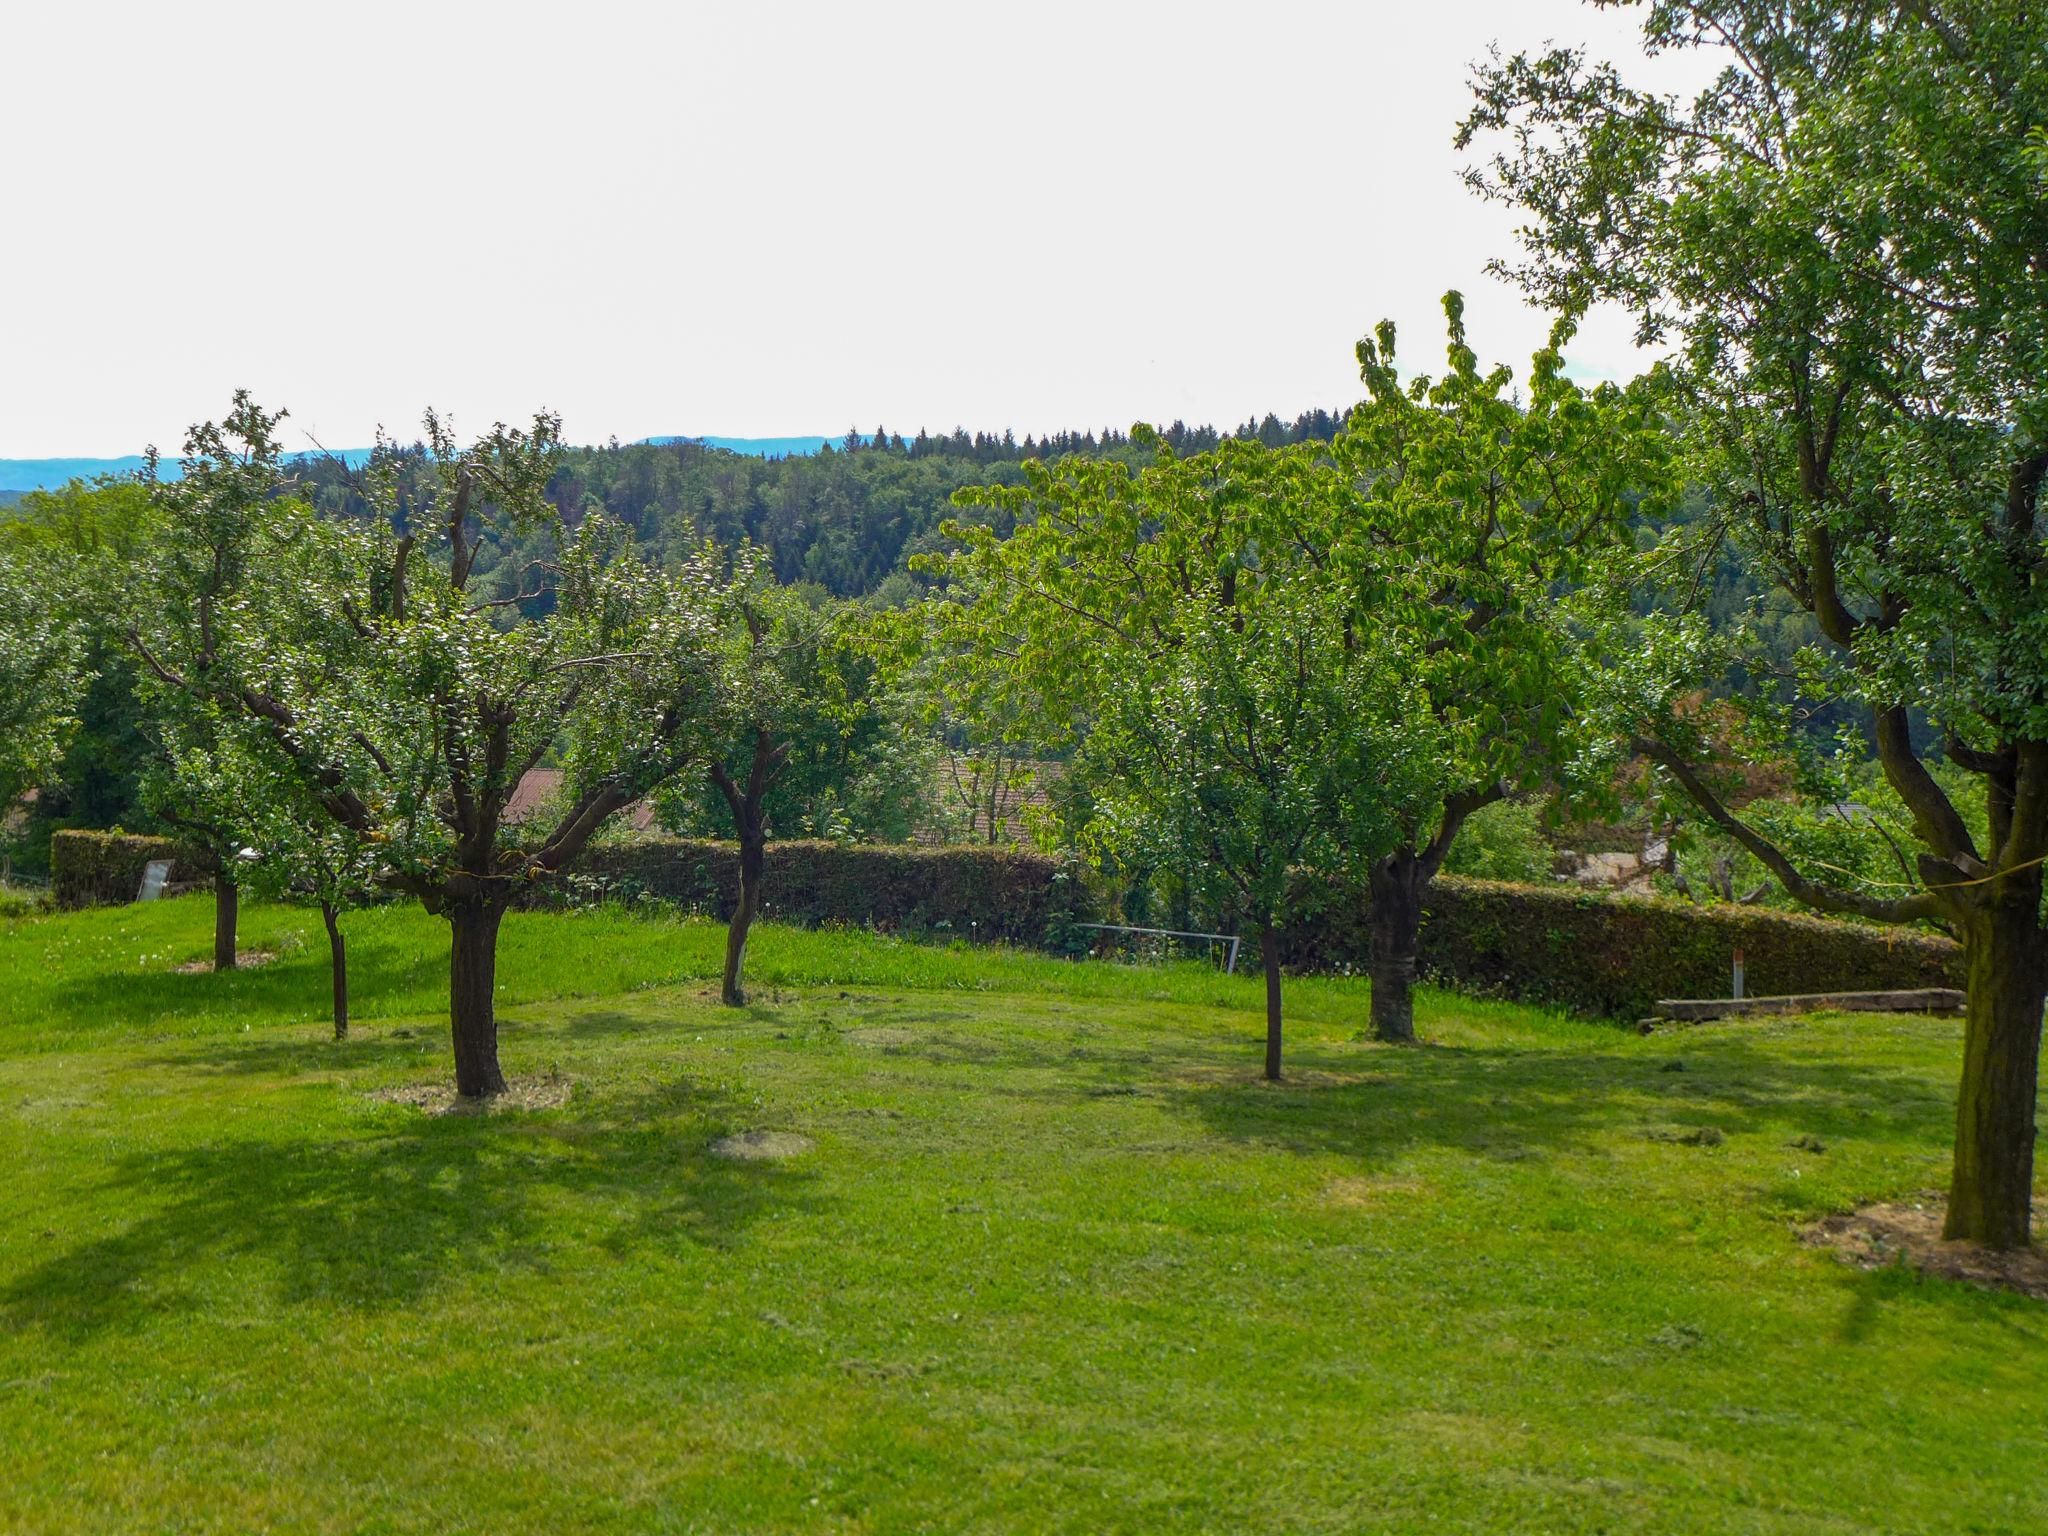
[1,896,2043,1534]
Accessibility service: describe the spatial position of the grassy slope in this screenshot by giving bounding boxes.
[0,896,2042,1535]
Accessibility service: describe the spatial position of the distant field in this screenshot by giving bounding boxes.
[0,897,2042,1533]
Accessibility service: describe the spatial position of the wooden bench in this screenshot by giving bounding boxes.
[1644,988,1966,1027]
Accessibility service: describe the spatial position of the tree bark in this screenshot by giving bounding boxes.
[723,830,765,1006]
[322,900,348,1041]
[214,872,239,972]
[1262,923,1284,1081]
[1368,854,1424,1044]
[1944,875,2048,1249]
[449,901,508,1097]
[712,731,785,1009]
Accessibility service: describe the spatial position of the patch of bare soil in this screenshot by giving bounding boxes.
[844,1027,919,1048]
[173,949,279,974]
[1324,1175,1429,1210]
[709,1130,815,1162]
[1804,1196,2048,1301]
[369,1073,575,1116]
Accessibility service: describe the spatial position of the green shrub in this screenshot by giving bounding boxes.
[0,886,48,920]
[49,830,206,909]
[1441,800,1555,884]
[552,838,1090,947]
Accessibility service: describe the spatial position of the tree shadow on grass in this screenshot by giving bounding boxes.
[36,941,441,1039]
[130,1001,632,1081]
[1156,1031,1955,1172]
[561,1003,767,1040]
[1152,1027,2048,1324]
[135,1023,453,1079]
[0,1074,821,1342]
[1826,1253,2048,1340]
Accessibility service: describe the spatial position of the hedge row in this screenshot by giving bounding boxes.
[1288,875,1963,1019]
[562,838,1086,946]
[50,830,209,910]
[53,826,1963,1020]
[576,839,1962,1017]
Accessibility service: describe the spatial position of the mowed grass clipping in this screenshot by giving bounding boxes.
[0,895,2043,1534]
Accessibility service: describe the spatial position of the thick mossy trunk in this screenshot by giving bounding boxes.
[214,874,239,972]
[1368,857,1424,1045]
[722,832,766,1007]
[449,901,508,1098]
[322,901,348,1041]
[1261,924,1284,1082]
[1944,882,2047,1249]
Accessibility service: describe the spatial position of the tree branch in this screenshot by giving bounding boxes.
[1638,737,1946,925]
[1420,781,1506,878]
[1873,705,1980,866]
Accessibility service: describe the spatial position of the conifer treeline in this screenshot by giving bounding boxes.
[293,407,1354,601]
[835,405,1351,463]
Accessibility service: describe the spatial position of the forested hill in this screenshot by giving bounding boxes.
[294,407,1355,601]
[8,412,1353,581]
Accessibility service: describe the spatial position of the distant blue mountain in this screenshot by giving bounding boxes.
[0,448,374,496]
[0,456,156,493]
[0,437,843,494]
[640,434,859,459]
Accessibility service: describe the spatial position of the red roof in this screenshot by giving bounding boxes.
[506,769,660,835]
[913,758,1060,848]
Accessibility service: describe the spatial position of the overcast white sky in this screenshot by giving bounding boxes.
[0,1,1692,457]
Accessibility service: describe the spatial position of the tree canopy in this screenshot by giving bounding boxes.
[119,396,731,1096]
[934,435,1429,1077]
[1465,0,2048,1246]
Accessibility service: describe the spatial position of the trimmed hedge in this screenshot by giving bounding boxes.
[576,842,1959,1018]
[50,830,209,910]
[52,825,1963,1020]
[564,838,1088,947]
[1288,875,1963,1019]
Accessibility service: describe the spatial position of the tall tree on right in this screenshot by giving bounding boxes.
[1464,2,2048,1247]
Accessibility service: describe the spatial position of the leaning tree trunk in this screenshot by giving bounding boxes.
[722,830,766,1007]
[322,901,348,1041]
[214,872,239,973]
[1944,874,2048,1249]
[449,900,509,1098]
[1261,924,1284,1082]
[1367,854,1426,1044]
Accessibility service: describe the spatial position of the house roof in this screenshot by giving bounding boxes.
[506,769,661,835]
[913,757,1060,848]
